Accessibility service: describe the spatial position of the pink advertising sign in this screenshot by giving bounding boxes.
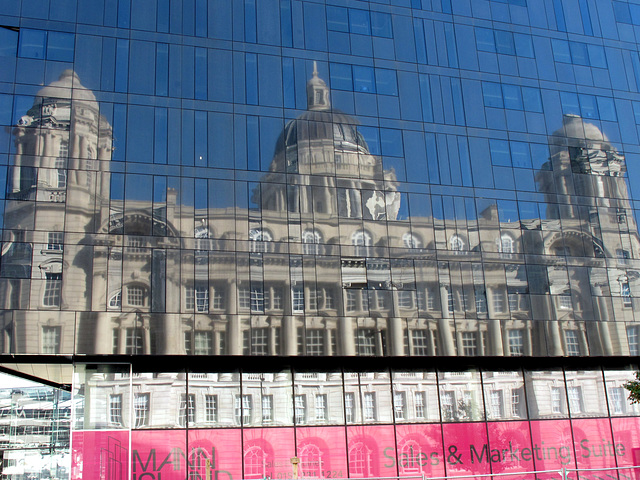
[72,430,129,480]
[296,426,348,478]
[441,422,490,479]
[188,429,243,480]
[395,423,445,478]
[529,419,575,479]
[610,416,640,475]
[242,427,295,479]
[131,429,187,480]
[487,420,535,477]
[346,425,398,478]
[571,418,617,473]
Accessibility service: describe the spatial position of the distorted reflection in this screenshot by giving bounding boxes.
[0,66,638,358]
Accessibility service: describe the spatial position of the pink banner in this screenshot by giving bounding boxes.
[131,429,187,480]
[296,426,348,479]
[346,425,397,478]
[529,419,575,479]
[71,418,640,480]
[72,430,129,480]
[487,420,534,477]
[611,416,640,480]
[571,418,617,472]
[395,424,445,478]
[442,422,490,479]
[243,427,295,479]
[188,429,243,480]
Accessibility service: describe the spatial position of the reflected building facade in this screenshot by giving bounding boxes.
[1,1,640,479]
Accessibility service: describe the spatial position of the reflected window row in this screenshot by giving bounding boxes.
[4,308,638,358]
[73,366,640,431]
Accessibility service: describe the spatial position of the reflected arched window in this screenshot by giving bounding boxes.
[299,443,324,478]
[249,229,273,253]
[352,230,372,256]
[399,440,424,474]
[499,234,514,254]
[402,232,422,249]
[449,235,465,252]
[348,442,372,478]
[244,446,267,479]
[302,229,322,255]
[108,291,122,309]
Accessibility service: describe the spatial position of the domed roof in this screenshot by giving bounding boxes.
[34,70,98,105]
[554,114,608,143]
[274,109,369,156]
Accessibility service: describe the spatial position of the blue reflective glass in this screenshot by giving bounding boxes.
[560,92,580,116]
[482,82,503,108]
[371,12,392,38]
[359,126,380,155]
[514,34,534,58]
[522,87,542,113]
[349,9,370,35]
[510,141,531,168]
[327,6,349,32]
[353,66,375,93]
[502,84,523,110]
[330,63,352,91]
[19,29,46,59]
[0,27,18,57]
[579,94,598,119]
[551,39,571,63]
[597,97,617,122]
[570,42,589,66]
[494,30,515,55]
[490,139,511,166]
[375,69,397,95]
[587,45,607,68]
[475,28,495,52]
[381,129,403,156]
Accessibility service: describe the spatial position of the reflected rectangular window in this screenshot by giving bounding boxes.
[42,326,61,354]
[415,391,426,419]
[109,394,122,426]
[315,394,327,421]
[250,328,269,355]
[356,329,376,355]
[461,332,477,356]
[393,391,406,420]
[345,392,355,423]
[567,387,583,414]
[363,392,376,421]
[489,390,503,418]
[251,287,265,313]
[262,395,273,423]
[47,232,64,251]
[411,330,428,356]
[610,387,626,414]
[127,286,145,307]
[508,330,524,356]
[441,391,454,421]
[43,273,62,307]
[306,329,324,356]
[179,394,195,426]
[125,328,143,354]
[292,286,304,313]
[235,395,252,425]
[628,326,639,355]
[134,393,150,428]
[295,395,306,424]
[511,390,521,417]
[551,387,562,414]
[205,394,218,422]
[564,330,580,356]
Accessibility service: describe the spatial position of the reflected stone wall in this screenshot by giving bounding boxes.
[0,68,639,358]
